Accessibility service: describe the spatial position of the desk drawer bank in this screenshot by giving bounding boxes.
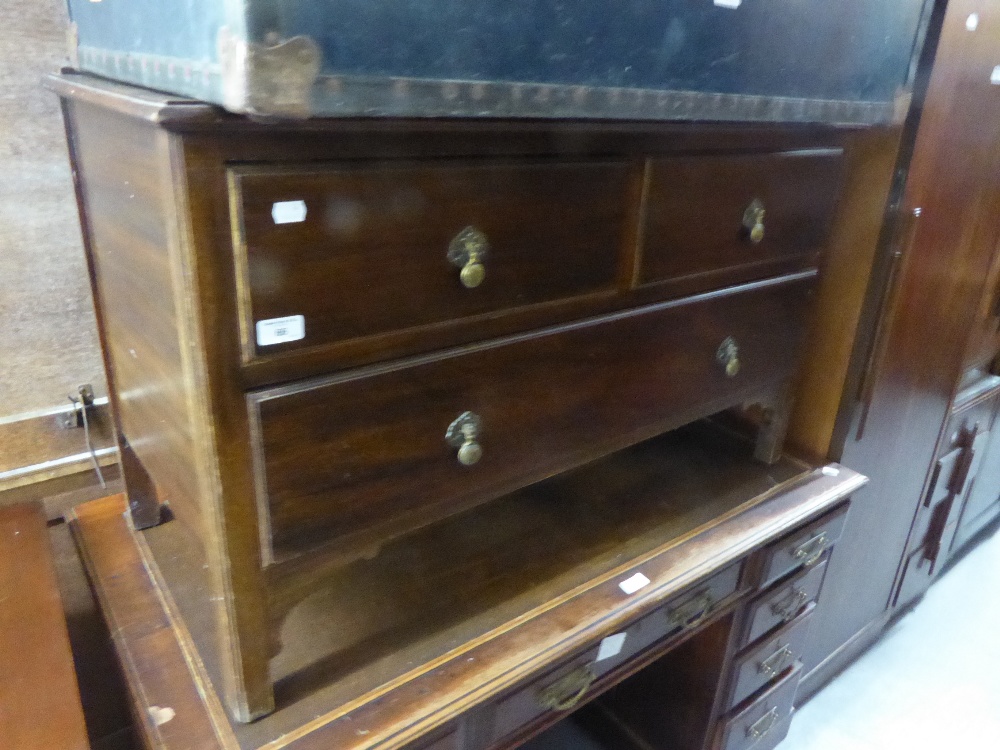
[53,72,848,721]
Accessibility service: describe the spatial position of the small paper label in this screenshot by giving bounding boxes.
[714,0,742,8]
[966,13,979,31]
[619,572,651,595]
[272,200,307,224]
[821,466,841,477]
[596,632,628,662]
[992,66,1000,86]
[256,315,305,346]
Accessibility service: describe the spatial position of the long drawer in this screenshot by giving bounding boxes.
[230,160,631,363]
[249,275,815,562]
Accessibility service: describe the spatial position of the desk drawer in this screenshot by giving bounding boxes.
[488,563,739,745]
[728,609,812,710]
[719,665,800,750]
[742,560,826,648]
[640,150,843,296]
[230,160,630,362]
[759,504,847,588]
[250,276,814,562]
[599,562,742,674]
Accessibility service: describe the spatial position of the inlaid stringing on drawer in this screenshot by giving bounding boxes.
[248,275,815,563]
[229,160,632,363]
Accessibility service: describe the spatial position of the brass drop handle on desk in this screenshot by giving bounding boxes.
[758,646,794,679]
[667,589,715,630]
[448,226,489,288]
[717,336,741,378]
[743,199,766,244]
[792,532,829,568]
[537,666,597,712]
[746,707,780,741]
[770,588,809,623]
[446,411,483,466]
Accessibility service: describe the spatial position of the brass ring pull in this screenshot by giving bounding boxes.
[445,411,483,466]
[746,707,780,741]
[537,666,597,712]
[447,226,489,288]
[716,336,741,378]
[743,199,766,244]
[758,646,794,678]
[667,590,714,631]
[770,588,809,622]
[792,532,829,568]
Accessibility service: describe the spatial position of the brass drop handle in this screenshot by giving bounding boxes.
[667,590,715,631]
[537,666,597,712]
[792,532,830,568]
[716,336,741,378]
[746,707,780,741]
[770,588,809,622]
[743,199,766,244]
[758,645,794,678]
[448,226,490,288]
[446,411,483,466]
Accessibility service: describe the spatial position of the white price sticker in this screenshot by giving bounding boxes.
[596,632,628,662]
[256,315,305,346]
[272,200,307,224]
[618,572,651,595]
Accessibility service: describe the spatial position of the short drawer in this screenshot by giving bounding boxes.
[599,562,742,674]
[488,564,741,745]
[728,609,813,710]
[742,560,827,648]
[759,503,848,588]
[489,650,600,743]
[639,149,844,296]
[250,276,814,562]
[718,665,800,750]
[229,160,630,362]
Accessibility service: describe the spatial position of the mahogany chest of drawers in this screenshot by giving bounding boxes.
[53,71,848,723]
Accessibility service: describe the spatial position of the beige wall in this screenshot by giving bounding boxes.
[0,0,106,421]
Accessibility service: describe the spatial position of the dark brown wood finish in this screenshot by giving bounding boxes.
[69,427,864,750]
[52,70,855,723]
[801,0,1000,693]
[727,609,813,710]
[65,98,274,721]
[230,160,632,363]
[639,149,845,295]
[252,275,815,564]
[0,504,89,750]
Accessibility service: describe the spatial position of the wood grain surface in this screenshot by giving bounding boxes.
[252,275,814,564]
[0,503,89,750]
[0,0,106,420]
[72,428,863,750]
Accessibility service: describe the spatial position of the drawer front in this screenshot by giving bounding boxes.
[230,161,630,362]
[251,276,814,562]
[600,562,742,674]
[719,667,800,750]
[640,150,843,295]
[488,564,741,745]
[729,609,813,710]
[489,650,599,743]
[743,560,826,647]
[759,503,848,588]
